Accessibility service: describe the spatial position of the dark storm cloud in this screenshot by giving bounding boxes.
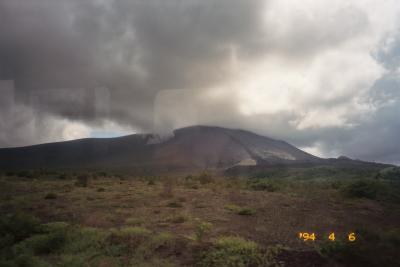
[0,0,400,164]
[0,0,267,128]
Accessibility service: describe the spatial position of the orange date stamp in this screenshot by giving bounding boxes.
[298,232,356,242]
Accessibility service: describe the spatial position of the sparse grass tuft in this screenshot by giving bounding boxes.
[237,208,256,216]
[225,204,256,216]
[166,201,183,208]
[167,215,187,224]
[118,226,152,236]
[225,204,241,212]
[125,217,144,226]
[194,219,213,242]
[14,229,66,254]
[199,236,264,267]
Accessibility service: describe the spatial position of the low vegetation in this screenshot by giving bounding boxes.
[318,228,400,266]
[342,179,400,203]
[194,219,213,242]
[199,236,265,267]
[225,204,256,216]
[247,179,282,192]
[0,167,399,266]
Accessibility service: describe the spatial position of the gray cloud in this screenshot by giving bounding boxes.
[0,0,400,164]
[0,0,267,126]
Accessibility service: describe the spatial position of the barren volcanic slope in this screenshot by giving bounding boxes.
[0,126,322,172]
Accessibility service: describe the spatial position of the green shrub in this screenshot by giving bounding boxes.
[330,180,343,189]
[58,255,88,267]
[131,232,182,263]
[106,227,182,262]
[0,254,50,267]
[247,179,281,192]
[62,227,107,254]
[168,215,187,224]
[318,239,348,257]
[237,208,256,216]
[42,222,70,232]
[318,228,400,267]
[199,236,263,267]
[225,205,256,216]
[14,231,66,254]
[194,220,213,242]
[107,227,151,255]
[376,167,400,180]
[166,201,183,208]
[0,217,69,266]
[125,217,144,226]
[225,204,240,212]
[119,227,152,237]
[342,180,386,199]
[0,214,42,246]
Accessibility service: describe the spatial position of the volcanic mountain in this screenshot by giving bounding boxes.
[0,126,388,173]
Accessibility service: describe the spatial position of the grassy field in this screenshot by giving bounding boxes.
[0,169,399,266]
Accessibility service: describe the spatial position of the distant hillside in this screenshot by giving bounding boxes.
[0,125,390,173]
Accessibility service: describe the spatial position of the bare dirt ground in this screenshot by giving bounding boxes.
[1,176,398,251]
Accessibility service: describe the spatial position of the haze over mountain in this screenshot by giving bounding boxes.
[0,126,389,174]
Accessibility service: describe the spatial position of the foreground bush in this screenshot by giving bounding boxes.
[199,236,264,267]
[376,167,400,180]
[14,230,66,255]
[318,228,400,267]
[0,213,42,247]
[194,220,213,242]
[0,215,69,266]
[342,179,386,200]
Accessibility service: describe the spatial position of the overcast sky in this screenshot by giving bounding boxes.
[1,0,400,164]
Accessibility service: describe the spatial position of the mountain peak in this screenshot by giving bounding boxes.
[0,125,320,172]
